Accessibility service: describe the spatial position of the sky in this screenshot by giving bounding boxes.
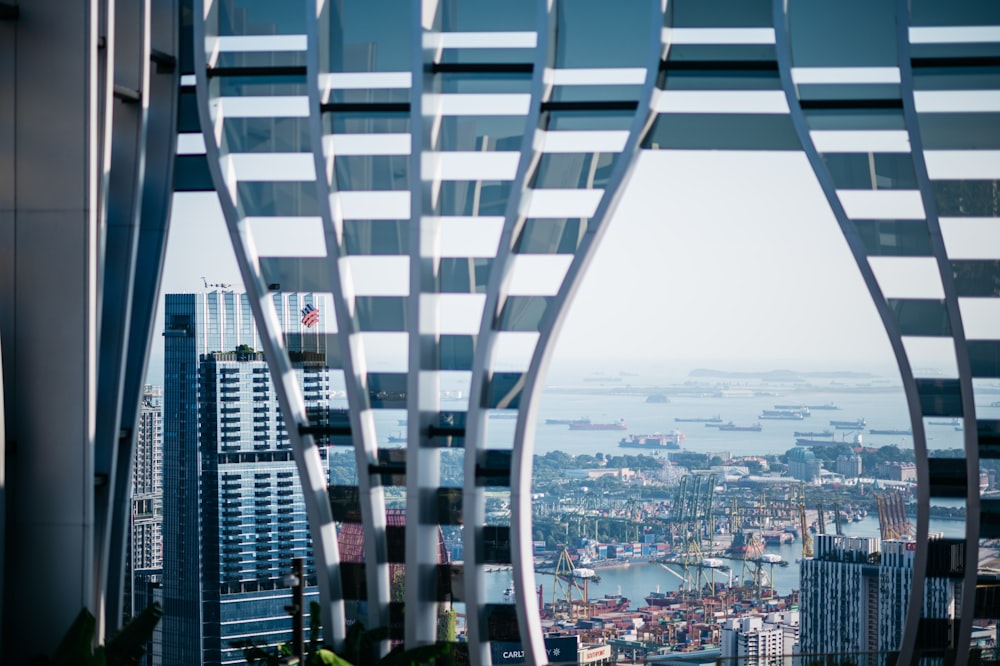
[150,148,908,386]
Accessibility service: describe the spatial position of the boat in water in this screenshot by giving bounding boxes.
[544,417,591,426]
[805,402,839,410]
[830,417,866,428]
[728,531,765,558]
[675,415,723,423]
[619,432,684,449]
[718,421,762,432]
[796,437,844,447]
[569,418,627,431]
[793,429,833,437]
[928,418,961,427]
[645,394,669,403]
[869,428,912,435]
[760,409,806,420]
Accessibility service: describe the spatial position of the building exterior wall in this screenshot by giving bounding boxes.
[162,292,327,665]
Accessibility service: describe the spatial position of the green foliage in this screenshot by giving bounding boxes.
[33,603,162,666]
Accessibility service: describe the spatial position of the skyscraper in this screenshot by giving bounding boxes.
[161,292,330,665]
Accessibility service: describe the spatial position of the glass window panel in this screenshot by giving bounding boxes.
[933,181,1000,217]
[549,85,643,102]
[981,499,1000,540]
[434,488,464,525]
[532,153,617,189]
[787,0,897,68]
[919,113,1000,150]
[344,220,408,255]
[485,604,519,640]
[178,90,201,133]
[664,44,777,64]
[497,296,550,332]
[437,335,476,371]
[487,372,523,410]
[556,0,650,69]
[544,109,635,131]
[663,69,781,91]
[514,218,587,254]
[670,0,772,28]
[385,524,405,561]
[796,83,901,102]
[851,220,933,256]
[356,296,408,331]
[928,457,968,498]
[980,419,1000,459]
[237,181,318,216]
[328,485,363,522]
[911,0,1000,26]
[823,153,918,190]
[327,88,410,105]
[642,114,800,150]
[174,155,214,192]
[333,155,408,191]
[339,562,367,600]
[479,526,512,564]
[368,374,408,410]
[218,0,306,36]
[327,111,409,134]
[913,66,1000,92]
[475,449,511,487]
[218,75,307,96]
[916,378,964,417]
[259,257,331,292]
[888,299,951,336]
[437,48,536,65]
[437,257,492,294]
[328,0,411,73]
[435,180,513,215]
[214,51,306,69]
[223,117,310,153]
[437,116,526,151]
[803,108,904,131]
[960,298,1000,338]
[968,341,1000,378]
[438,0,535,32]
[911,42,1000,61]
[438,72,532,95]
[952,260,1000,296]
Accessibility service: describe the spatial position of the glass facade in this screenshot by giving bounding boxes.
[161,292,329,664]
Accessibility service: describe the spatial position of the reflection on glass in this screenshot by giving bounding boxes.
[437,0,535,32]
[333,155,408,191]
[532,153,616,189]
[328,0,411,73]
[787,0,897,68]
[343,220,408,255]
[514,218,586,254]
[852,220,933,256]
[556,0,650,69]
[824,153,918,190]
[218,0,306,36]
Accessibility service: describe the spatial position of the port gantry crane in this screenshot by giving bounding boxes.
[799,503,813,559]
[833,502,844,536]
[876,490,913,540]
[816,502,826,535]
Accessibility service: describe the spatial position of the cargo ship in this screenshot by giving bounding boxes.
[718,421,762,432]
[869,428,911,435]
[830,417,866,428]
[796,437,842,447]
[675,415,723,423]
[760,409,806,420]
[545,417,591,426]
[619,432,684,449]
[793,429,833,437]
[806,402,839,410]
[569,418,627,431]
[728,531,765,558]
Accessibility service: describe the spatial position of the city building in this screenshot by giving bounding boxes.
[721,611,799,665]
[875,462,917,483]
[127,386,164,617]
[786,448,821,483]
[2,3,998,664]
[161,292,330,665]
[834,454,863,479]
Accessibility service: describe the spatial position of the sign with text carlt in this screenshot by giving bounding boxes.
[491,635,580,665]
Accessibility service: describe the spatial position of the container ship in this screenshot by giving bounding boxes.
[760,409,806,420]
[793,429,833,437]
[569,418,627,431]
[618,432,684,449]
[830,417,866,428]
[728,531,766,558]
[869,428,911,435]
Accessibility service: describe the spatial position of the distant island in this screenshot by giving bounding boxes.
[689,368,877,380]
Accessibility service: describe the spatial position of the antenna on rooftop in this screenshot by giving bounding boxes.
[201,276,233,291]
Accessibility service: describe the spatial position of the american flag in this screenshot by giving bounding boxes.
[300,303,320,328]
